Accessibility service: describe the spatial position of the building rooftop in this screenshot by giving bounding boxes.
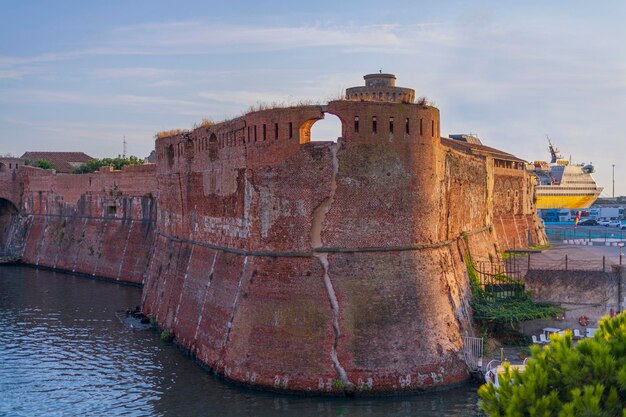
[440,137,526,163]
[21,151,93,173]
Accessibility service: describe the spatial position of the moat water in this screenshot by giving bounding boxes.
[0,266,483,417]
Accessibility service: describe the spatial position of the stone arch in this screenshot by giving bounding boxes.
[0,179,19,212]
[208,133,218,161]
[0,197,19,254]
[298,118,322,144]
[300,112,345,144]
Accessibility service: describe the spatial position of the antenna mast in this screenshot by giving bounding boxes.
[123,136,127,158]
[547,135,561,163]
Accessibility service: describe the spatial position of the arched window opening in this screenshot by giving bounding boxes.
[166,144,175,168]
[405,118,410,134]
[274,123,279,140]
[208,133,218,161]
[389,117,394,135]
[184,138,194,159]
[289,122,293,139]
[0,197,19,248]
[354,116,359,133]
[372,116,377,134]
[263,124,267,141]
[306,113,343,144]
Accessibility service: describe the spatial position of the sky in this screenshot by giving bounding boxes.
[0,0,625,196]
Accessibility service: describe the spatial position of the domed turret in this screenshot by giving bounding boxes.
[345,72,415,103]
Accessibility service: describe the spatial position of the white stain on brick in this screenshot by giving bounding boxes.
[193,251,218,342]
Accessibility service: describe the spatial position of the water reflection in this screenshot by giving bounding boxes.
[0,266,483,417]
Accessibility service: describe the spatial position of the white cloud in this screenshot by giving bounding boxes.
[105,22,415,52]
[0,89,206,110]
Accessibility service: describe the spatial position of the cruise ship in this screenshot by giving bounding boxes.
[528,140,603,209]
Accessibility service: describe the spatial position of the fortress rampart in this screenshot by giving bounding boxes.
[0,74,546,394]
[2,164,157,283]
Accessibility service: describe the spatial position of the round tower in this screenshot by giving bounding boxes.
[346,73,415,103]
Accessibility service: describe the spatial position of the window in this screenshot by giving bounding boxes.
[254,125,257,142]
[274,123,278,140]
[405,118,410,134]
[107,205,116,216]
[208,134,218,161]
[247,126,251,143]
[420,119,423,136]
[372,116,377,134]
[354,116,359,133]
[431,120,435,137]
[263,124,266,141]
[389,117,394,134]
[289,122,293,139]
[167,144,174,168]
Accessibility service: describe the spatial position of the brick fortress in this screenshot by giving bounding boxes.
[0,74,546,394]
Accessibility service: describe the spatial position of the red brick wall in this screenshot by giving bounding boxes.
[492,167,547,249]
[142,100,506,394]
[18,165,157,284]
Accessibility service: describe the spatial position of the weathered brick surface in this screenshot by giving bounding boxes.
[14,165,157,284]
[138,97,543,394]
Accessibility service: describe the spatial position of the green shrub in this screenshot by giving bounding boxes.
[479,313,626,416]
[72,156,142,174]
[25,159,53,169]
[466,256,563,326]
[160,330,173,342]
[331,379,345,391]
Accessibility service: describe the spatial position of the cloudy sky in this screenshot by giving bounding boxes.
[1,1,624,195]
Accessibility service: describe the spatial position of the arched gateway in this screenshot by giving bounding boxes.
[0,197,19,256]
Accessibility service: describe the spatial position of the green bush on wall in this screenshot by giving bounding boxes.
[465,256,563,326]
[73,156,143,174]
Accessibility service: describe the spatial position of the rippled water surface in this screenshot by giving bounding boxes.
[0,266,483,416]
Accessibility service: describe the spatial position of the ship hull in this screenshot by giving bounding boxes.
[535,194,599,209]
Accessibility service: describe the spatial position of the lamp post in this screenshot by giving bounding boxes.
[613,164,615,199]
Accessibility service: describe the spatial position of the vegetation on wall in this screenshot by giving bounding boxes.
[155,129,189,139]
[479,313,626,416]
[72,156,143,174]
[24,159,53,170]
[466,256,563,326]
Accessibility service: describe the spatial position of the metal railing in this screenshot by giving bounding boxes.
[474,260,525,299]
[526,254,623,272]
[546,229,626,243]
[462,336,484,371]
